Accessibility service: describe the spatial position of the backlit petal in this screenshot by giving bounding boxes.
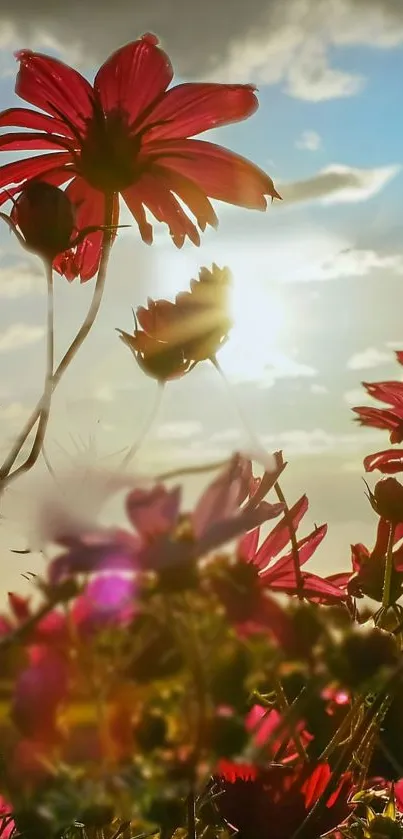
[16,50,93,135]
[0,107,75,138]
[0,152,72,203]
[143,138,280,208]
[254,495,309,570]
[135,172,200,247]
[0,131,73,152]
[141,83,258,141]
[95,35,173,124]
[364,449,403,474]
[122,184,153,244]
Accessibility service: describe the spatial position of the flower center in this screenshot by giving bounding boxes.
[78,108,142,192]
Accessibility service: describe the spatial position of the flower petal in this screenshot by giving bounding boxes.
[0,131,73,152]
[143,138,279,208]
[122,185,153,244]
[364,449,403,474]
[363,380,403,408]
[55,177,117,282]
[0,152,72,202]
[253,495,308,570]
[148,167,218,231]
[126,485,181,538]
[353,405,403,435]
[16,50,93,135]
[263,524,328,580]
[193,456,252,538]
[0,107,75,138]
[135,172,200,246]
[141,83,258,141]
[94,34,173,124]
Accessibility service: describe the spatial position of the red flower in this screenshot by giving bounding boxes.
[211,761,352,839]
[0,35,280,281]
[239,495,349,603]
[118,264,233,381]
[353,380,403,443]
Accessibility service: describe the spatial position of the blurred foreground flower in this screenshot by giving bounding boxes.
[0,34,280,280]
[211,760,352,839]
[118,263,233,381]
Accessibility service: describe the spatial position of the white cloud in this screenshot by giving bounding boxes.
[286,40,364,101]
[343,388,372,405]
[156,421,203,440]
[321,248,403,279]
[296,130,322,152]
[310,383,329,394]
[0,323,44,352]
[347,347,392,370]
[261,427,382,456]
[0,262,44,299]
[280,164,400,207]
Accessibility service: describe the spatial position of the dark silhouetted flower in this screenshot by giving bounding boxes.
[348,518,403,602]
[367,478,403,525]
[0,36,280,280]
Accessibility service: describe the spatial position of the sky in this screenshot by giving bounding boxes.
[0,0,402,598]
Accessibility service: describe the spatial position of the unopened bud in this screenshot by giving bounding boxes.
[13,182,74,260]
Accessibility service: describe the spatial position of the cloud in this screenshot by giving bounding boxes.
[343,388,372,405]
[260,427,382,456]
[0,323,44,352]
[1,0,403,102]
[295,130,322,152]
[310,383,329,394]
[156,421,203,440]
[280,164,400,206]
[346,347,392,370]
[0,262,44,298]
[320,248,403,279]
[286,40,364,101]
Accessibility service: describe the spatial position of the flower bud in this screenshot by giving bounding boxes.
[13,182,75,261]
[369,478,403,524]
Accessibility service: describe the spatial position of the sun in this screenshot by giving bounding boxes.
[219,270,289,382]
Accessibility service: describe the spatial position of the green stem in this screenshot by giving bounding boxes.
[382,521,396,609]
[0,192,115,489]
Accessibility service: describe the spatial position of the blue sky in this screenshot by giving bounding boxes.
[0,0,402,596]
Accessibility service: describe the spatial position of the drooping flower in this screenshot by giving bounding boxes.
[118,263,233,381]
[0,36,280,281]
[353,373,403,476]
[211,760,352,839]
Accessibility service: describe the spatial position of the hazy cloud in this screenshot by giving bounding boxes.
[0,0,403,101]
[320,248,403,279]
[295,130,322,152]
[347,347,392,370]
[0,323,44,352]
[0,262,44,299]
[280,164,400,206]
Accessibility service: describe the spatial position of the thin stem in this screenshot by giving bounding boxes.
[211,357,267,459]
[0,192,115,488]
[382,521,396,609]
[1,259,54,485]
[273,481,304,599]
[272,674,307,762]
[156,458,230,482]
[186,790,196,839]
[120,382,164,469]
